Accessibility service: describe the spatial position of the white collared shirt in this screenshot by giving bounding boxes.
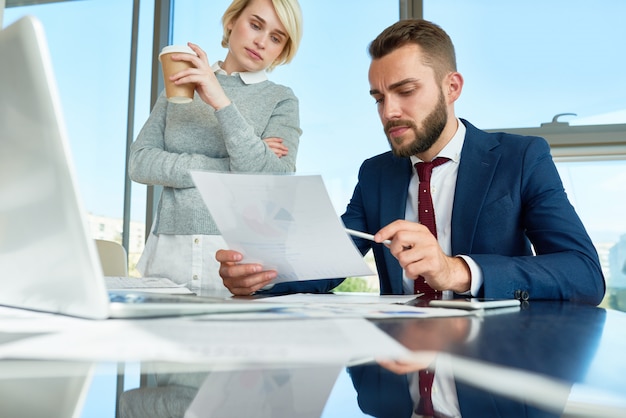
[211,61,268,84]
[403,119,483,296]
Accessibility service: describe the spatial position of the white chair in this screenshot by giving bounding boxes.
[94,239,130,418]
[94,239,128,277]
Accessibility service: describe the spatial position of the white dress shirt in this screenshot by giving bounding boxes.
[402,119,483,296]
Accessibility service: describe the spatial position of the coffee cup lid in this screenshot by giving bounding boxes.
[158,45,197,61]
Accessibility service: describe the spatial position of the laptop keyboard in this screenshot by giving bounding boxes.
[108,291,229,304]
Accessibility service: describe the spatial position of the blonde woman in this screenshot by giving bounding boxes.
[129,0,303,296]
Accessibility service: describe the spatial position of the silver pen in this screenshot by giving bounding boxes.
[345,228,392,245]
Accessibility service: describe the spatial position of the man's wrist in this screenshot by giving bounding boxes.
[451,256,472,293]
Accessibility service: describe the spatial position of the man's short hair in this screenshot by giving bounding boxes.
[369,19,457,81]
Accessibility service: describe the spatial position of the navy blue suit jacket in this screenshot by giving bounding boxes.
[341,119,604,304]
[267,120,604,304]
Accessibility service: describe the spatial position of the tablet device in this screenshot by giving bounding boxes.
[429,298,520,310]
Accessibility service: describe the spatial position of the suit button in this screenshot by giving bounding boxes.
[514,290,521,299]
[521,290,529,301]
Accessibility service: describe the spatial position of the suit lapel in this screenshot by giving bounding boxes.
[380,155,412,227]
[451,120,500,255]
[380,155,412,294]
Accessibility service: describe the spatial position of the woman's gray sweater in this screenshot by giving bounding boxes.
[129,73,301,235]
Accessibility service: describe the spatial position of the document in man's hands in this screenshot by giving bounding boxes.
[190,171,374,283]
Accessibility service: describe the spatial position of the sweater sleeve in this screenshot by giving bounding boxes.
[216,87,300,173]
[128,93,231,189]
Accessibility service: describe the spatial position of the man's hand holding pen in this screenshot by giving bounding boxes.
[375,220,471,294]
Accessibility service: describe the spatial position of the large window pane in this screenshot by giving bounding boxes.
[424,0,626,129]
[557,161,626,310]
[424,0,626,309]
[5,0,154,275]
[7,0,130,218]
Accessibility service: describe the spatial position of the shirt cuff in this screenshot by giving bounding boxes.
[457,255,483,296]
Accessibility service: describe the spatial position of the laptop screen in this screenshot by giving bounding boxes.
[0,16,111,318]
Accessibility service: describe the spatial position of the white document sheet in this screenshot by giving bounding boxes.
[190,171,374,282]
[249,293,472,319]
[0,317,409,365]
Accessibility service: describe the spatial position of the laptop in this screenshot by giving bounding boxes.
[0,360,93,418]
[0,16,275,319]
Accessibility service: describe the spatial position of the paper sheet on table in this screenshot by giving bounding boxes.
[190,171,374,282]
[0,317,410,364]
[179,294,470,321]
[249,293,472,319]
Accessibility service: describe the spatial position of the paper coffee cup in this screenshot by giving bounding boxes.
[159,45,198,104]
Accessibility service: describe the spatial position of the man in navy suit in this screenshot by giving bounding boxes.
[215,19,604,305]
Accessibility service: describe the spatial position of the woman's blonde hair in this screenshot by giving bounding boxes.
[221,0,303,71]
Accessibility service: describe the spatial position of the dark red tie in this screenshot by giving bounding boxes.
[413,157,449,296]
[416,368,435,416]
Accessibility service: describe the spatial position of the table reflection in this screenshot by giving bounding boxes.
[119,365,342,418]
[349,302,609,418]
[2,302,622,418]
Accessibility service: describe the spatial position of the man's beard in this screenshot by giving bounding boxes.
[385,91,447,158]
